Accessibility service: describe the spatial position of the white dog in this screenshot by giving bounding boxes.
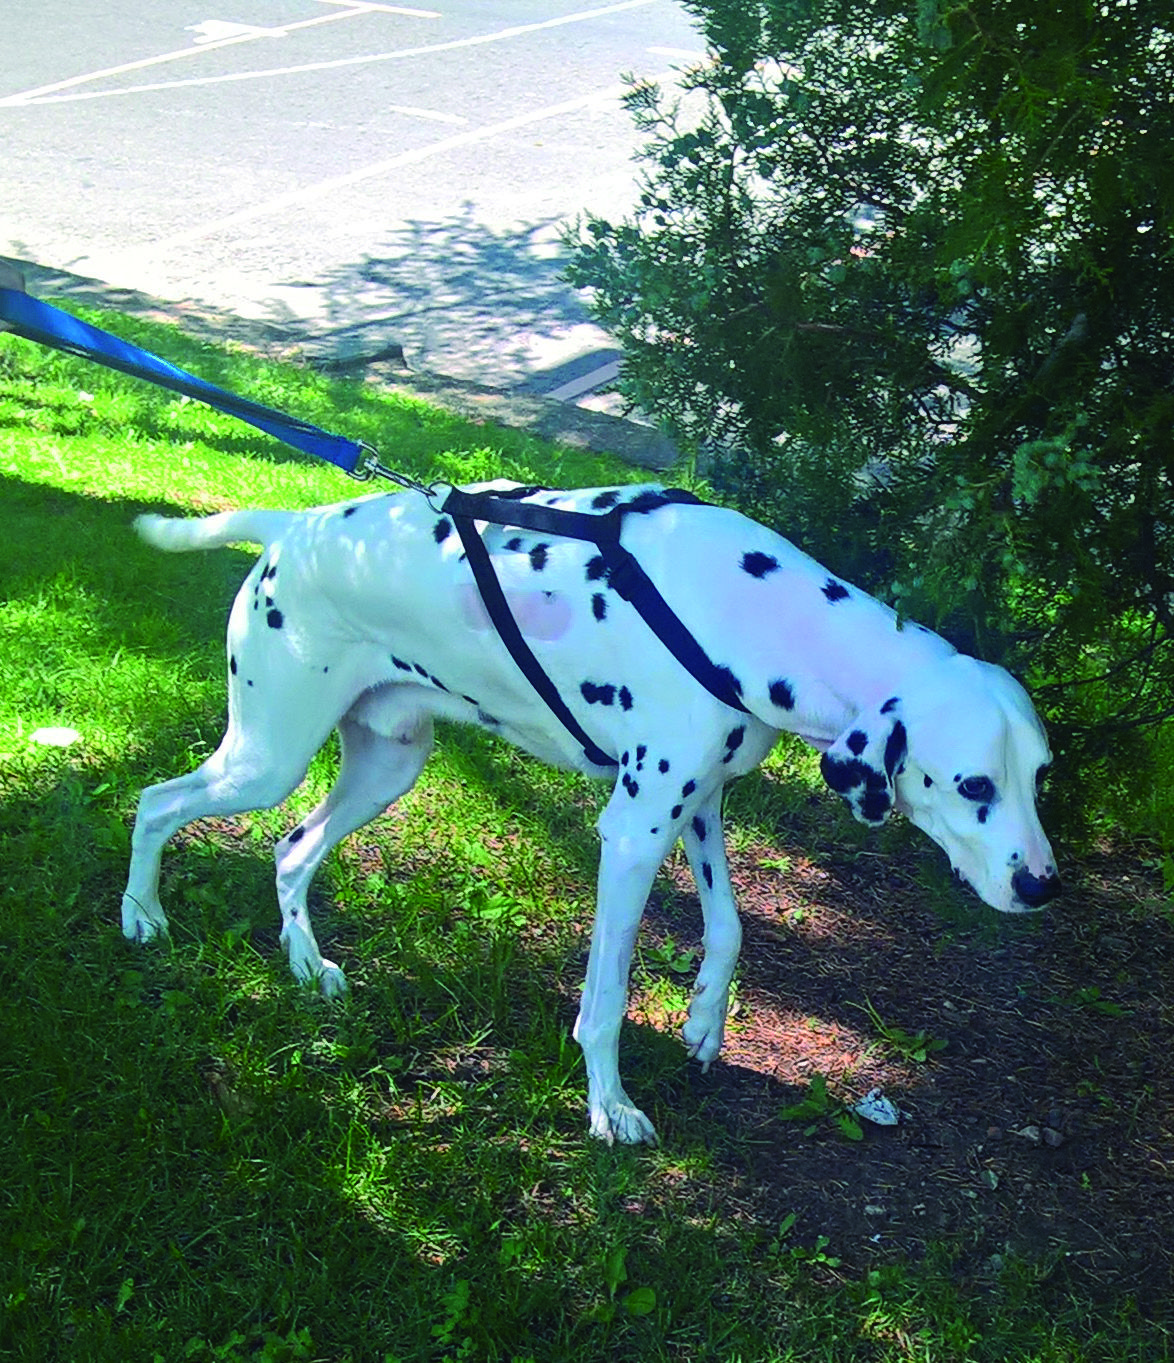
[123,482,1059,1144]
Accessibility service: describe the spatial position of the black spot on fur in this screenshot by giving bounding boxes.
[722,726,746,762]
[847,730,868,756]
[391,656,413,672]
[592,489,622,509]
[820,753,892,824]
[229,655,237,675]
[682,779,696,798]
[619,686,633,711]
[692,815,707,842]
[623,773,640,798]
[477,709,501,727]
[585,555,608,583]
[823,578,850,603]
[581,681,616,706]
[671,804,683,820]
[506,537,524,552]
[462,694,479,706]
[924,774,934,788]
[741,551,780,579]
[658,759,670,774]
[413,664,430,678]
[433,518,452,544]
[342,506,358,519]
[592,593,608,621]
[978,805,990,824]
[881,696,900,714]
[622,751,630,767]
[636,745,647,766]
[288,826,305,845]
[769,678,795,710]
[529,543,549,571]
[702,861,714,889]
[625,490,671,514]
[429,675,448,692]
[883,721,908,780]
[263,563,277,581]
[266,608,283,630]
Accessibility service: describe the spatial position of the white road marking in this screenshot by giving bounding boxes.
[317,1,441,13]
[186,21,288,45]
[0,2,419,107]
[1,0,657,108]
[545,359,623,402]
[646,46,706,60]
[81,73,672,267]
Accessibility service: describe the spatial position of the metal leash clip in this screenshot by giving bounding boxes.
[348,443,448,507]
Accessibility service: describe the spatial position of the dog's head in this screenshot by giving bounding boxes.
[821,655,1059,913]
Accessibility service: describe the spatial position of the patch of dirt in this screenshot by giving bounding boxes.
[638,836,1174,1309]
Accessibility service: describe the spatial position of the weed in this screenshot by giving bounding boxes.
[778,1072,865,1142]
[853,995,949,1063]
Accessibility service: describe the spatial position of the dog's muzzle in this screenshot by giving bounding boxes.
[1011,866,1062,909]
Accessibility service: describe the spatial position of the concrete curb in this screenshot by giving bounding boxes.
[5,258,679,472]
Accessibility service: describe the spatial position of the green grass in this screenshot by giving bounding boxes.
[0,310,1168,1361]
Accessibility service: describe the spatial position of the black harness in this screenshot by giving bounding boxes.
[440,486,750,769]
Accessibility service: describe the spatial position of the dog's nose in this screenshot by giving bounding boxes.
[1012,866,1062,909]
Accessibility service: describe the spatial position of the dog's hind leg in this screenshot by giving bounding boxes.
[120,726,323,947]
[274,695,434,995]
[679,785,742,1070]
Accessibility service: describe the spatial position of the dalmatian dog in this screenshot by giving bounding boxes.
[123,482,1059,1145]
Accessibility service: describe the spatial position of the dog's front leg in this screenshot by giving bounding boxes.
[574,803,671,1146]
[680,784,741,1069]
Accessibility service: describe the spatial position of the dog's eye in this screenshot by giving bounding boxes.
[958,776,995,803]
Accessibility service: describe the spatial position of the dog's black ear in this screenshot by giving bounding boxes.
[820,701,907,827]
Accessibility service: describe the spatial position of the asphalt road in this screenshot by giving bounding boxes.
[1,1,702,391]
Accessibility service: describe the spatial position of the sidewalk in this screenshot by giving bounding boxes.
[5,258,679,472]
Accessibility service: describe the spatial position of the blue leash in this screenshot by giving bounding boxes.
[0,282,402,484]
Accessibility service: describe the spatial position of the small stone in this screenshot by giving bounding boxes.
[864,1204,886,1217]
[1042,1126,1065,1148]
[1012,1124,1042,1145]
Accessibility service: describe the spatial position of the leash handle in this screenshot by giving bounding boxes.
[0,284,370,477]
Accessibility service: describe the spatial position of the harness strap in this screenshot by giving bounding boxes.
[442,487,749,769]
[447,504,617,769]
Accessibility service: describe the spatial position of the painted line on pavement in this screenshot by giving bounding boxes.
[80,72,673,271]
[1,0,657,108]
[0,1,436,108]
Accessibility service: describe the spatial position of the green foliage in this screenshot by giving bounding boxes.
[568,0,1174,805]
[854,996,949,1062]
[778,1072,865,1141]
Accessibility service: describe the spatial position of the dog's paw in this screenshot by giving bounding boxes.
[682,989,728,1071]
[317,960,348,999]
[121,893,169,944]
[588,1091,659,1146]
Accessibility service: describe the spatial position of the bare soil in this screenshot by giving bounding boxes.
[636,833,1174,1310]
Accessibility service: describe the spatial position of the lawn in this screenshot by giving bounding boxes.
[1,308,1171,1361]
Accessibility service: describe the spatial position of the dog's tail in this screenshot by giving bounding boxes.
[134,508,295,554]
